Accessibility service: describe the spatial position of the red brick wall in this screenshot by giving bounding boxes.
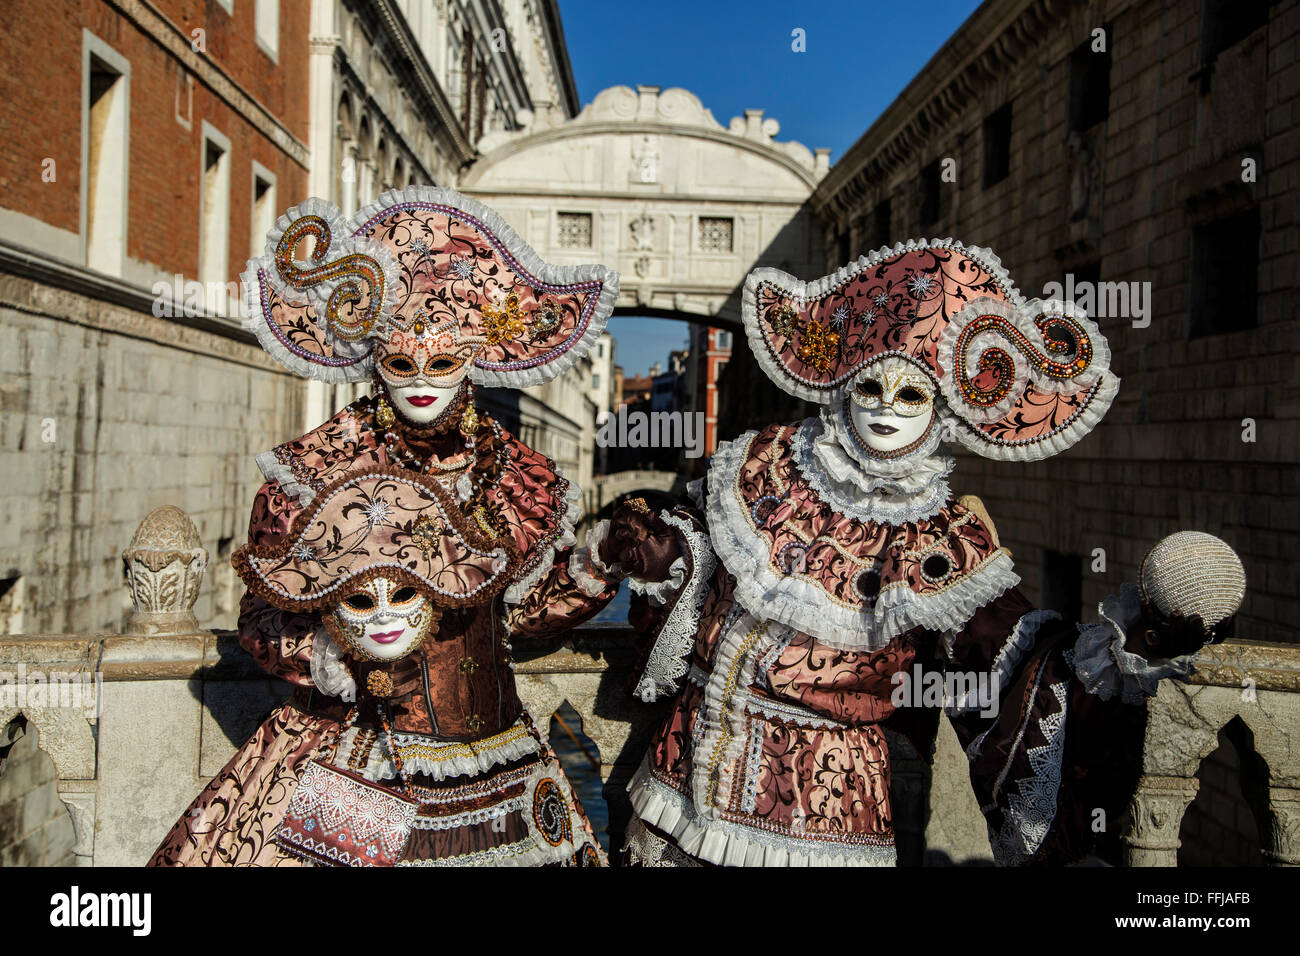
[0,0,309,283]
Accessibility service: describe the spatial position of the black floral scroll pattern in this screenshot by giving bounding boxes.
[748,720,892,839]
[970,379,1098,448]
[147,704,331,866]
[354,206,598,370]
[236,467,519,611]
[758,245,1011,394]
[763,635,915,726]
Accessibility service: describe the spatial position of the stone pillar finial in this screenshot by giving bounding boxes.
[121,506,209,636]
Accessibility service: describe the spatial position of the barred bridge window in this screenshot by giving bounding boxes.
[556,212,593,249]
[697,216,734,253]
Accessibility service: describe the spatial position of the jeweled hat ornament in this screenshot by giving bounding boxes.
[241,185,619,388]
[743,238,1119,461]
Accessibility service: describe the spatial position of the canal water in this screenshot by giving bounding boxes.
[544,586,632,853]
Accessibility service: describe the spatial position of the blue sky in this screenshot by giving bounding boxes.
[556,0,984,377]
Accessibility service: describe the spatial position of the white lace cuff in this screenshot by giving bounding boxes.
[633,514,717,702]
[627,554,689,607]
[568,520,621,597]
[1071,582,1195,705]
[309,628,357,702]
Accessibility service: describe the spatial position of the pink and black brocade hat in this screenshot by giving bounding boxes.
[240,186,618,388]
[232,466,520,613]
[742,239,1118,461]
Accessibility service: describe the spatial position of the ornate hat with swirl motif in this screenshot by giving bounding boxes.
[742,238,1119,461]
[232,466,520,612]
[240,185,618,388]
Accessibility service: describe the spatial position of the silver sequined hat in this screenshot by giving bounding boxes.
[1139,531,1246,628]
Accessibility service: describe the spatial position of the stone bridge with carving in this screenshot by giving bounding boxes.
[580,469,681,528]
[1,506,1299,867]
[458,85,829,329]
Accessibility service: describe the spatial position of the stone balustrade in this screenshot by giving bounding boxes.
[1,506,1297,866]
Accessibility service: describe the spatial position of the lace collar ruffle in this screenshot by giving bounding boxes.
[705,425,1018,651]
[794,414,953,526]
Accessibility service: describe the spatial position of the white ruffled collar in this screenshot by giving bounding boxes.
[791,407,954,525]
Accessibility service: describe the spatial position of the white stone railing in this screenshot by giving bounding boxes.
[1,506,1297,866]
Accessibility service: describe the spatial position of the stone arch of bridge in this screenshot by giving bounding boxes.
[458,85,828,328]
[580,472,681,534]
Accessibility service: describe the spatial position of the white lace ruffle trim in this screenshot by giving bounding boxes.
[632,513,717,703]
[1071,582,1196,705]
[568,520,618,597]
[707,431,1020,652]
[256,449,317,507]
[629,762,897,867]
[944,609,1062,716]
[309,629,356,702]
[627,554,688,606]
[369,720,542,782]
[793,415,952,525]
[624,814,702,867]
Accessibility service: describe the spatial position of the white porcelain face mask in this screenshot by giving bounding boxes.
[329,576,437,661]
[374,325,478,425]
[847,357,937,456]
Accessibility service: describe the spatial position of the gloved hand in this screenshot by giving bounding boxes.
[1124,601,1234,660]
[598,499,681,583]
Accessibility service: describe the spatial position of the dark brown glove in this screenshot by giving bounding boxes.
[1124,601,1233,659]
[598,500,681,583]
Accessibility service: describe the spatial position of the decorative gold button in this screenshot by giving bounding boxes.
[458,656,478,674]
[466,714,484,731]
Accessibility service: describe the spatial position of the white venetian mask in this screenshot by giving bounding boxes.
[374,323,480,425]
[847,357,937,456]
[328,576,438,662]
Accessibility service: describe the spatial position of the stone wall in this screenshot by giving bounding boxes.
[0,272,304,634]
[0,720,77,867]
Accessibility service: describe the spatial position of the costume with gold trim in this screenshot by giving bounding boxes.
[149,188,620,866]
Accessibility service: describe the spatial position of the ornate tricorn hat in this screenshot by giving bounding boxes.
[240,185,618,388]
[232,466,520,612]
[743,238,1118,461]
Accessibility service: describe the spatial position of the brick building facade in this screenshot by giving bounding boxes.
[0,0,579,636]
[721,0,1297,644]
[0,0,312,634]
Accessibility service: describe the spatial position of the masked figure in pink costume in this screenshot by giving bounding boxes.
[589,240,1244,867]
[149,186,625,866]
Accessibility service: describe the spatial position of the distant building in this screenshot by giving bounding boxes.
[689,326,734,462]
[620,374,654,406]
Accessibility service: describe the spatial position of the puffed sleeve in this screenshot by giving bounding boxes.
[505,537,620,638]
[619,503,721,702]
[236,481,319,687]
